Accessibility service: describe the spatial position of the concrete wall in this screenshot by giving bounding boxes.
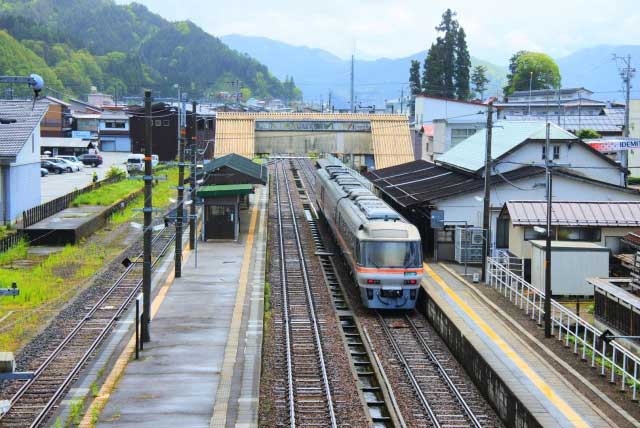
[254,131,373,155]
[434,173,640,248]
[495,141,624,186]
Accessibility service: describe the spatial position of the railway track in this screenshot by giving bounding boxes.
[273,159,337,428]
[379,312,499,428]
[0,227,176,428]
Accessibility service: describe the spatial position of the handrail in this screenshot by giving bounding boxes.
[486,256,640,400]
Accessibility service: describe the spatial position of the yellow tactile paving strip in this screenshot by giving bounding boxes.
[423,263,590,428]
[209,191,261,428]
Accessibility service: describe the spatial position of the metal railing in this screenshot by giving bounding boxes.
[0,230,25,253]
[487,256,640,400]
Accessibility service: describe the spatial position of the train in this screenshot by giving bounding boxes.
[315,159,424,309]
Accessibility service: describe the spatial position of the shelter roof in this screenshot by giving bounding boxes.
[203,153,267,184]
[197,184,254,198]
[503,200,640,227]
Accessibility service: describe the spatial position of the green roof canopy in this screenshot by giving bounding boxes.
[197,184,254,198]
[203,153,268,184]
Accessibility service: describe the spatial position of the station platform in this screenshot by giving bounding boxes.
[421,262,618,428]
[91,187,267,428]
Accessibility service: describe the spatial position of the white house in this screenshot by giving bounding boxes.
[413,95,491,161]
[98,110,131,152]
[0,100,48,223]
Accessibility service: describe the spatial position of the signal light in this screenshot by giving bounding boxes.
[367,279,380,284]
[404,279,417,285]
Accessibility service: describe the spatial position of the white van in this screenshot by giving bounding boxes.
[127,154,160,172]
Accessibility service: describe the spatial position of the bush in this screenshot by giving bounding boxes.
[576,128,601,139]
[106,165,126,180]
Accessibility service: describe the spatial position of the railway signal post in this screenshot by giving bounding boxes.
[175,96,186,278]
[142,89,153,343]
[189,101,197,250]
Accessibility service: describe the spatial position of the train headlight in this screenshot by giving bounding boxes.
[404,279,417,285]
[366,279,380,284]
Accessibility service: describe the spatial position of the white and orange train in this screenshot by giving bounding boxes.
[316,160,424,309]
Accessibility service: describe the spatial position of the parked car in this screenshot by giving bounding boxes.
[41,168,49,177]
[55,155,84,170]
[78,153,103,167]
[41,160,65,174]
[127,154,159,172]
[50,157,80,172]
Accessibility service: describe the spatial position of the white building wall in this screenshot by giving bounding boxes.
[494,141,624,186]
[414,97,487,130]
[629,100,640,177]
[433,173,640,247]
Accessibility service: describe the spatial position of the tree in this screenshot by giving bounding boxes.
[504,51,561,96]
[408,60,421,115]
[576,128,601,139]
[454,27,470,100]
[471,65,489,100]
[421,9,470,100]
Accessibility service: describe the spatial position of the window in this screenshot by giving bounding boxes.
[451,128,477,145]
[163,120,170,127]
[524,227,546,241]
[359,241,422,268]
[557,227,600,242]
[106,120,126,129]
[542,145,561,160]
[155,120,162,127]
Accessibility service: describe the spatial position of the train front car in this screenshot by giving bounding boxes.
[356,220,423,309]
[316,161,424,310]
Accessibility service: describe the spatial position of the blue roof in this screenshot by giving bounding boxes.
[437,121,578,172]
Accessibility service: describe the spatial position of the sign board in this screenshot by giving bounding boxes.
[430,210,445,229]
[71,130,92,139]
[587,138,640,152]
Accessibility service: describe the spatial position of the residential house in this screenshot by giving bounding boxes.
[366,120,640,259]
[413,95,490,161]
[99,110,131,152]
[87,92,114,108]
[41,96,72,137]
[0,100,48,223]
[496,87,625,137]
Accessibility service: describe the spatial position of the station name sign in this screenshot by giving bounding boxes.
[587,138,640,152]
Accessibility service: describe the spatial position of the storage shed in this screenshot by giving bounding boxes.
[197,184,254,241]
[530,240,609,296]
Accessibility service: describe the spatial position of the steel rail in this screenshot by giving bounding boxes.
[377,312,440,428]
[274,161,297,428]
[404,315,483,428]
[276,160,337,428]
[1,227,175,427]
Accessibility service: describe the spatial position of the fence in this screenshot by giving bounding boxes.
[0,230,25,253]
[22,175,124,228]
[487,256,640,400]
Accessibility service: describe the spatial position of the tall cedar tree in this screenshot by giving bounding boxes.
[471,65,489,100]
[454,28,471,100]
[420,9,470,100]
[409,60,422,115]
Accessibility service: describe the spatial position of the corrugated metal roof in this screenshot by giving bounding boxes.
[502,112,624,133]
[366,160,545,208]
[505,201,640,227]
[0,100,48,158]
[437,121,578,172]
[370,117,414,169]
[621,230,640,249]
[197,184,254,198]
[204,153,267,184]
[214,116,255,158]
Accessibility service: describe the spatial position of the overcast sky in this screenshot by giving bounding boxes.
[116,0,639,64]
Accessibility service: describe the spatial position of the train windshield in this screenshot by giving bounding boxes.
[359,241,422,268]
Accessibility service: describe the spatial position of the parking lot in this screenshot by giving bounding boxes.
[41,152,130,202]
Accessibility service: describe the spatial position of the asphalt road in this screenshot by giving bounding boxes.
[40,152,130,202]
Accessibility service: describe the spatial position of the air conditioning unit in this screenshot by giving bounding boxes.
[455,227,484,264]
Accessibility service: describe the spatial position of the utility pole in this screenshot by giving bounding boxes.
[481,101,494,282]
[175,97,186,278]
[142,89,153,343]
[350,54,355,113]
[328,90,332,112]
[527,71,533,116]
[189,101,197,250]
[544,122,553,338]
[613,54,635,178]
[400,87,404,114]
[556,87,561,126]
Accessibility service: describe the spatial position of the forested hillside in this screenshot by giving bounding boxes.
[0,0,296,100]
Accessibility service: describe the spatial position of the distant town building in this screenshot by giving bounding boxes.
[99,110,131,152]
[496,87,625,137]
[41,96,72,138]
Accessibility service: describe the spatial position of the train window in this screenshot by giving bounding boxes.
[359,241,422,268]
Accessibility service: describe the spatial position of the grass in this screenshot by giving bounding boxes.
[71,180,142,207]
[0,224,17,240]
